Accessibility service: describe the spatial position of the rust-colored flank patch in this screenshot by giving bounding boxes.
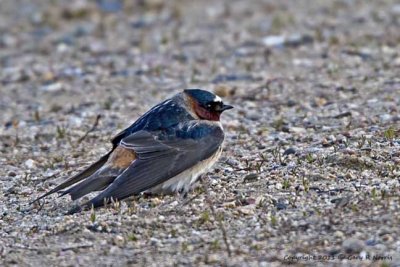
[107,146,136,169]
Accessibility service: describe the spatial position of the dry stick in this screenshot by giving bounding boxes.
[36,200,45,213]
[12,243,93,251]
[201,177,232,257]
[181,191,202,206]
[77,114,102,144]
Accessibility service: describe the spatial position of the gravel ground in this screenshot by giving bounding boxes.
[1,0,400,266]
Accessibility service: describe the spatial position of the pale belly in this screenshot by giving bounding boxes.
[148,146,223,194]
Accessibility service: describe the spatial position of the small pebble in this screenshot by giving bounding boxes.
[24,159,36,169]
[342,238,364,253]
[243,173,259,183]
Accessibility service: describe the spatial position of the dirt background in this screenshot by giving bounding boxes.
[1,0,399,266]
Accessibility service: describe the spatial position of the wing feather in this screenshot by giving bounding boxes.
[74,121,224,211]
[30,151,112,204]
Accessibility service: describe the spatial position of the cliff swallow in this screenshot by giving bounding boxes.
[32,89,233,213]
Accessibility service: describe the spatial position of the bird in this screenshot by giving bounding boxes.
[32,89,233,213]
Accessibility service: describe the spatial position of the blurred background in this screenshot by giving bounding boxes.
[1,0,399,265]
[1,0,399,126]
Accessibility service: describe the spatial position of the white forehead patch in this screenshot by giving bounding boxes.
[213,95,222,102]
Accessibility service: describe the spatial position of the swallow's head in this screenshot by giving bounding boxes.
[183,89,233,121]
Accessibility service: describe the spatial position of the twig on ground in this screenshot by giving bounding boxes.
[181,191,202,206]
[77,114,101,144]
[11,243,93,252]
[201,177,232,257]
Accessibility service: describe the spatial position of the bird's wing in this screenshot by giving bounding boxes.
[75,121,224,211]
[60,146,136,200]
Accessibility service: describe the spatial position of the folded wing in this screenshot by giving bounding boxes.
[72,121,224,212]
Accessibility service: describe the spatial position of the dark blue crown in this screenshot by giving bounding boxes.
[184,89,218,105]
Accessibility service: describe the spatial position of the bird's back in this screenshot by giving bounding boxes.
[112,95,195,146]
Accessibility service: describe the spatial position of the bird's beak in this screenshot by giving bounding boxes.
[221,104,234,111]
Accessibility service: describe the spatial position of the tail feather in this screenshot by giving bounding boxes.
[61,167,122,200]
[30,151,112,204]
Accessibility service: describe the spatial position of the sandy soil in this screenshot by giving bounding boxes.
[1,0,399,266]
